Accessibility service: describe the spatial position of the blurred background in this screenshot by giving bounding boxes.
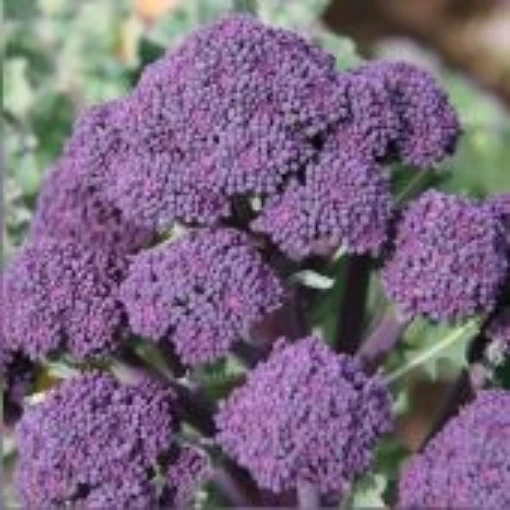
[3,0,510,488]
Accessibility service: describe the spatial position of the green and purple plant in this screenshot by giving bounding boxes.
[2,13,509,509]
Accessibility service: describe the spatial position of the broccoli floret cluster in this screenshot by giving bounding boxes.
[120,228,283,365]
[165,446,211,507]
[31,100,153,254]
[398,390,510,509]
[341,61,460,166]
[7,12,499,510]
[31,156,153,254]
[252,148,393,259]
[88,14,459,260]
[15,372,208,509]
[487,192,510,246]
[382,191,508,321]
[216,336,393,495]
[3,238,128,360]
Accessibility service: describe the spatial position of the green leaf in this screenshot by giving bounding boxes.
[387,318,481,383]
[4,58,34,116]
[316,31,360,70]
[349,473,388,509]
[31,91,75,168]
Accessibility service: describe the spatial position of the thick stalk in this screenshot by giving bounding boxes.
[297,481,321,510]
[214,466,260,508]
[219,458,264,508]
[386,318,480,384]
[357,308,408,371]
[334,255,372,353]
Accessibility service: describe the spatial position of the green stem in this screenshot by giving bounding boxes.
[335,255,372,354]
[386,318,480,384]
[396,168,433,204]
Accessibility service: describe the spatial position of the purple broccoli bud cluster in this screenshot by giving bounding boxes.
[102,14,342,228]
[3,238,128,360]
[31,155,153,254]
[342,61,460,166]
[382,191,508,321]
[106,151,231,229]
[165,445,211,507]
[120,228,284,365]
[252,149,393,259]
[487,192,510,246]
[90,14,459,260]
[398,390,510,509]
[15,372,208,509]
[215,336,393,495]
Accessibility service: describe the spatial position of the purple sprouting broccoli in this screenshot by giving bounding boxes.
[125,14,344,150]
[3,237,128,360]
[31,156,153,254]
[105,151,231,230]
[382,190,508,321]
[326,69,401,162]
[252,148,393,260]
[104,14,348,229]
[120,228,284,365]
[215,336,393,495]
[486,192,510,246]
[399,390,510,509]
[326,60,460,166]
[165,445,211,507]
[358,60,459,166]
[15,372,208,509]
[63,99,127,179]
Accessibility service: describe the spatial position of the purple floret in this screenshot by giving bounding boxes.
[3,237,128,360]
[130,14,343,145]
[64,99,127,179]
[31,156,153,254]
[399,390,510,509]
[105,151,230,229]
[382,191,508,321]
[486,192,510,245]
[252,150,393,260]
[215,336,393,495]
[15,373,175,509]
[120,228,284,365]
[360,60,460,166]
[165,445,211,507]
[326,70,401,162]
[84,477,159,510]
[104,14,346,227]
